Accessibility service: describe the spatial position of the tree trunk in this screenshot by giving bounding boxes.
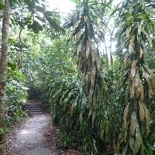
[0,0,10,154]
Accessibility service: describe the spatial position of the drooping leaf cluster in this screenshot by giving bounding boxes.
[115,0,155,154]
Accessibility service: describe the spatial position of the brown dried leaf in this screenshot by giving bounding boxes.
[126,26,131,38]
[130,112,137,136]
[139,102,145,121]
[91,66,96,78]
[124,130,127,143]
[118,133,122,141]
[93,93,96,110]
[92,111,96,128]
[84,84,89,96]
[123,53,129,69]
[77,30,83,40]
[70,29,76,39]
[135,74,143,98]
[140,83,144,100]
[148,87,153,96]
[86,41,91,59]
[130,60,137,79]
[145,106,150,123]
[135,129,142,153]
[91,52,96,63]
[123,105,129,130]
[138,22,141,35]
[86,47,90,59]
[78,55,82,67]
[79,113,83,124]
[129,137,134,151]
[76,43,82,55]
[74,20,80,28]
[84,16,88,22]
[134,74,140,98]
[88,108,92,118]
[91,77,95,87]
[142,69,151,87]
[85,74,89,83]
[146,66,155,86]
[129,79,135,98]
[100,128,104,140]
[81,73,85,85]
[129,35,135,53]
[134,74,139,88]
[118,78,122,88]
[139,47,143,59]
[97,63,101,71]
[133,99,138,110]
[88,88,93,104]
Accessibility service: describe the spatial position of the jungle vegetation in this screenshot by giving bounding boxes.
[0,0,155,154]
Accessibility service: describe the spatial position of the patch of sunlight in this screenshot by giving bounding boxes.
[18,129,30,135]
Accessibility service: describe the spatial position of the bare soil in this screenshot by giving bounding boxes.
[4,111,81,155]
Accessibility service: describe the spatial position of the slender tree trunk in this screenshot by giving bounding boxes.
[0,0,10,154]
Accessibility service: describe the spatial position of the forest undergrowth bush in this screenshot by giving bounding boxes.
[6,66,28,124]
[41,71,121,154]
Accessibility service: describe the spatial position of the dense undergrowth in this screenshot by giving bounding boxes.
[2,0,155,154]
[6,64,28,125]
[28,37,121,154]
[41,73,121,154]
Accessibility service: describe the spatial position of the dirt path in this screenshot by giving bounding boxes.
[4,101,81,155]
[6,114,55,155]
[14,114,52,155]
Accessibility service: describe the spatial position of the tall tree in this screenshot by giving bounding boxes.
[0,0,10,154]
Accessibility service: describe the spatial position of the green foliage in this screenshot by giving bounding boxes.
[43,75,100,154]
[3,0,155,154]
[42,67,122,154]
[6,67,28,124]
[28,80,42,100]
[0,128,8,135]
[0,2,5,10]
[39,36,77,107]
[10,0,62,36]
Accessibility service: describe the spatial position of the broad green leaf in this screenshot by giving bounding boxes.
[0,2,5,10]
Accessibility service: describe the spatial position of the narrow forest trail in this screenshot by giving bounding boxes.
[4,101,81,155]
[11,115,52,155]
[4,101,57,155]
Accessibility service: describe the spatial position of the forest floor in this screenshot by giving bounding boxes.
[4,101,81,155]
